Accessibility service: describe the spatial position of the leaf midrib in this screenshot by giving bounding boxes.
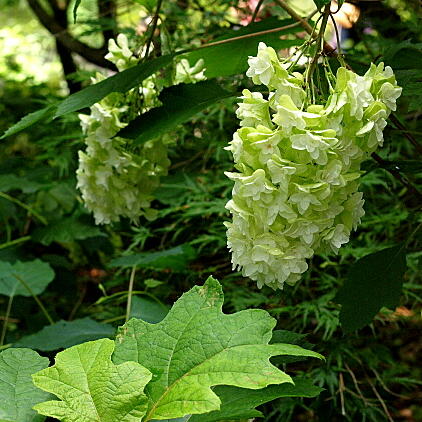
[144,339,272,420]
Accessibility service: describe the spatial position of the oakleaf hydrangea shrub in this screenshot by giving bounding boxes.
[225,42,402,289]
[77,34,205,224]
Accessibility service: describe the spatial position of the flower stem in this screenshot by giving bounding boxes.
[306,3,331,86]
[125,266,137,323]
[0,295,13,346]
[13,274,54,325]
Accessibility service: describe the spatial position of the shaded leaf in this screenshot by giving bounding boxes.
[190,377,324,422]
[312,0,331,9]
[385,41,422,111]
[0,106,56,139]
[133,0,157,13]
[271,329,314,364]
[336,245,407,332]
[32,339,152,422]
[1,55,175,138]
[0,259,55,297]
[55,54,174,117]
[130,296,169,324]
[15,318,115,351]
[113,276,323,420]
[32,216,105,246]
[109,244,196,272]
[0,348,50,422]
[0,174,44,194]
[118,80,233,145]
[183,18,302,79]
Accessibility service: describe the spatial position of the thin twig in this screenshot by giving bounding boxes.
[0,236,31,250]
[193,21,302,51]
[372,153,422,200]
[339,372,346,416]
[143,0,164,60]
[0,192,47,225]
[252,0,266,22]
[274,0,336,55]
[389,113,422,155]
[365,373,394,422]
[372,367,408,399]
[345,363,369,405]
[13,274,54,325]
[306,3,331,86]
[0,296,13,347]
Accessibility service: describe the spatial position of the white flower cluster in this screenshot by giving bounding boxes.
[76,34,205,224]
[225,42,402,289]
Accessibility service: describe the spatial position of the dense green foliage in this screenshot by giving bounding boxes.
[0,0,421,421]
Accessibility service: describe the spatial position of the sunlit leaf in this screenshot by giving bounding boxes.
[32,339,152,422]
[114,276,323,420]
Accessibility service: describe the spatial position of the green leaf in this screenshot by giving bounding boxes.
[1,55,175,138]
[0,174,44,193]
[32,216,105,246]
[336,245,407,332]
[189,377,324,422]
[0,106,56,139]
[270,329,314,364]
[0,348,50,422]
[130,296,169,324]
[15,318,115,351]
[0,259,55,297]
[109,244,197,272]
[312,0,331,9]
[32,339,152,422]
[114,276,323,420]
[133,0,157,13]
[55,54,174,118]
[117,80,233,145]
[73,0,82,23]
[1,17,303,139]
[384,41,422,112]
[183,18,302,79]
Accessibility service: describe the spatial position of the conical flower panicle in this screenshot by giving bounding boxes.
[225,43,402,289]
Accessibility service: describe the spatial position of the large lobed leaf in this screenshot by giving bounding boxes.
[0,348,50,422]
[113,276,323,420]
[32,339,152,422]
[0,259,55,297]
